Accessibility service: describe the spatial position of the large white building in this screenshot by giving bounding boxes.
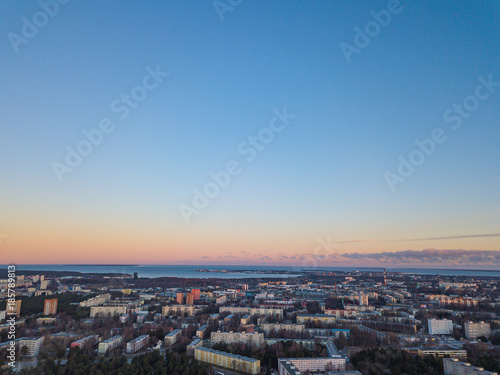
[20,337,44,357]
[444,358,498,375]
[428,318,453,335]
[465,322,491,339]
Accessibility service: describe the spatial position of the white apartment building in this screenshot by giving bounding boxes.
[20,337,44,357]
[428,318,453,335]
[219,306,283,318]
[79,294,111,307]
[278,357,346,374]
[90,305,128,317]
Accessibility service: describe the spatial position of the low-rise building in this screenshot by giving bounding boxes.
[187,338,203,356]
[196,324,208,338]
[164,329,182,346]
[98,335,123,354]
[126,335,149,354]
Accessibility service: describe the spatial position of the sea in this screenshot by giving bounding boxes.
[6,264,500,278]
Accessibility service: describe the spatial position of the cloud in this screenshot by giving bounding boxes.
[297,249,500,265]
[382,233,500,242]
[334,233,500,244]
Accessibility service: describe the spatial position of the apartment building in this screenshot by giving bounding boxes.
[277,357,346,374]
[194,347,260,374]
[219,306,283,318]
[405,347,467,359]
[79,294,111,307]
[261,323,305,334]
[211,331,264,346]
[126,335,149,354]
[164,329,182,346]
[196,325,208,338]
[444,358,498,375]
[428,319,453,335]
[187,338,203,356]
[296,314,338,324]
[162,304,201,317]
[71,335,99,349]
[20,337,44,357]
[90,305,128,318]
[98,335,123,353]
[43,299,58,315]
[465,322,491,339]
[325,309,358,318]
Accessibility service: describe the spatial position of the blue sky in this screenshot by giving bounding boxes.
[0,0,499,266]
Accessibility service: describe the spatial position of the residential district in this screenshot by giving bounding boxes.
[0,269,499,374]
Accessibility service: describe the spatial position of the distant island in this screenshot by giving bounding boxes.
[195,268,301,275]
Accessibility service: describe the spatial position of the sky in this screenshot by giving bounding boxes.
[0,0,499,268]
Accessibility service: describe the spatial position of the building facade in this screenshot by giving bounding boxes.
[211,331,264,346]
[98,335,123,353]
[465,322,491,339]
[428,319,453,335]
[194,347,260,374]
[126,335,149,354]
[444,358,498,375]
[43,299,58,315]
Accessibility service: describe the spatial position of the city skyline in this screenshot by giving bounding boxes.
[1,1,499,267]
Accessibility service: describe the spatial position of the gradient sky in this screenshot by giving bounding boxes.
[1,0,499,267]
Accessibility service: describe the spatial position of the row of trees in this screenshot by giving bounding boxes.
[2,348,211,375]
[351,347,443,375]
